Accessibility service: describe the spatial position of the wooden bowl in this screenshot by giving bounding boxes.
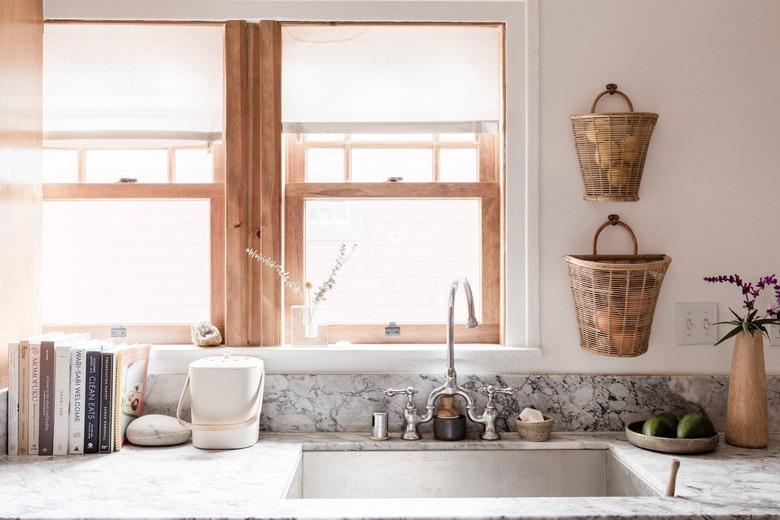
[625,421,718,454]
[515,416,554,442]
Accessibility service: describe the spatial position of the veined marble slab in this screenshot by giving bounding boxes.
[0,432,778,519]
[143,374,780,435]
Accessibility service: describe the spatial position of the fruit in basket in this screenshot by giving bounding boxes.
[595,308,623,333]
[677,413,716,439]
[607,163,631,187]
[595,141,621,168]
[642,415,676,438]
[620,135,640,163]
[609,331,637,355]
[583,118,612,143]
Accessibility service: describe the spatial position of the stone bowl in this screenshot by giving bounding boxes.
[515,416,554,442]
[625,421,718,454]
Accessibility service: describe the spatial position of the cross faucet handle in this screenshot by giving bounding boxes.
[482,385,517,406]
[385,387,418,406]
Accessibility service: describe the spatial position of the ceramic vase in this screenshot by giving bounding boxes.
[725,331,769,448]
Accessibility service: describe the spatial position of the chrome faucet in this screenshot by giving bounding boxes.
[386,278,516,441]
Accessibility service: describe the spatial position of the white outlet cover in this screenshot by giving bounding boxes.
[676,302,719,345]
[769,324,780,347]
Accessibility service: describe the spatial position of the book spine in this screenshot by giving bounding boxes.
[99,352,114,453]
[53,345,71,455]
[27,344,40,455]
[8,343,19,455]
[68,347,87,454]
[38,341,55,456]
[18,342,29,455]
[112,351,123,451]
[84,351,101,454]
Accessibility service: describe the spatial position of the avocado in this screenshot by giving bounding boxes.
[642,416,676,438]
[655,412,679,431]
[677,413,716,439]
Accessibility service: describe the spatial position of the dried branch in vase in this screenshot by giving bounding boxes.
[245,248,301,294]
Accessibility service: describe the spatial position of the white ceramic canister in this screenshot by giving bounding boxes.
[176,350,265,449]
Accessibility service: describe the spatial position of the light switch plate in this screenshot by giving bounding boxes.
[676,302,719,345]
[768,324,780,347]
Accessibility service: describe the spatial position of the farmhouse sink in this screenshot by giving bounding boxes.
[289,448,658,499]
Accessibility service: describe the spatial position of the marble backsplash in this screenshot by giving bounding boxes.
[3,374,779,452]
[143,373,780,435]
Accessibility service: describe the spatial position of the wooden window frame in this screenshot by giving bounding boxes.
[41,144,226,345]
[283,133,500,344]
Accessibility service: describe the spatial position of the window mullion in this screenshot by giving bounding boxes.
[345,133,352,182]
[167,147,176,183]
[77,149,86,183]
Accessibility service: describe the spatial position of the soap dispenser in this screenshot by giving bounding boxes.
[433,395,467,441]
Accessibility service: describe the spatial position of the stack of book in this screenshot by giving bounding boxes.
[6,334,151,456]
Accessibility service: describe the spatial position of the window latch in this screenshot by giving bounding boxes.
[110,324,127,338]
[386,176,403,183]
[385,321,401,336]
[118,177,138,183]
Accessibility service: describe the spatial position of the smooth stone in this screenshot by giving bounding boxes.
[126,414,192,446]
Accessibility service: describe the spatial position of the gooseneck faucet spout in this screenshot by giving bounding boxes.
[385,277,516,441]
[446,278,479,380]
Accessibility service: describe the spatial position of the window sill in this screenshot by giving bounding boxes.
[149,344,542,375]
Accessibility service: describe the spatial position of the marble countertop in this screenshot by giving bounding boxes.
[1,432,778,520]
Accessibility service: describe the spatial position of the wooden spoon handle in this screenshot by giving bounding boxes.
[665,459,681,497]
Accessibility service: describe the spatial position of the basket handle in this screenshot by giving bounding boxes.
[592,214,638,255]
[590,83,635,113]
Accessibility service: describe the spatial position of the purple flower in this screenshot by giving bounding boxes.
[703,273,779,315]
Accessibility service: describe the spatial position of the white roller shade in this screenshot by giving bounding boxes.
[43,24,224,146]
[282,25,501,132]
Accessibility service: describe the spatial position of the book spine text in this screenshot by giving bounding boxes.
[8,343,19,455]
[69,347,87,454]
[53,345,71,455]
[28,344,40,455]
[84,351,101,454]
[38,341,55,456]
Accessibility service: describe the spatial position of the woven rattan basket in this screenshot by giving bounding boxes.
[564,215,671,357]
[571,84,658,201]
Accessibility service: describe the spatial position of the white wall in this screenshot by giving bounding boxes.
[43,0,780,375]
[533,0,780,375]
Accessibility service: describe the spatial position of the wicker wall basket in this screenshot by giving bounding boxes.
[571,84,658,201]
[564,215,671,357]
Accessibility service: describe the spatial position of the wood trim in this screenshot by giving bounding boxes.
[303,141,478,150]
[327,324,499,344]
[77,149,86,183]
[44,19,225,26]
[285,182,499,199]
[224,20,251,346]
[210,195,226,334]
[481,196,500,325]
[42,325,192,345]
[283,196,305,344]
[479,133,498,182]
[250,20,283,346]
[167,147,176,183]
[211,141,226,184]
[284,134,305,183]
[1,0,43,387]
[42,183,222,199]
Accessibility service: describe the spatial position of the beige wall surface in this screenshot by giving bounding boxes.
[535,0,780,374]
[0,0,43,387]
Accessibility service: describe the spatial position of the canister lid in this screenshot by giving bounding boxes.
[189,349,264,370]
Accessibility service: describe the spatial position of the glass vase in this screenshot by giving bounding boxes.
[290,304,329,346]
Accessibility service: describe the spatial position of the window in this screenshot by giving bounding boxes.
[282,24,503,344]
[42,23,225,343]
